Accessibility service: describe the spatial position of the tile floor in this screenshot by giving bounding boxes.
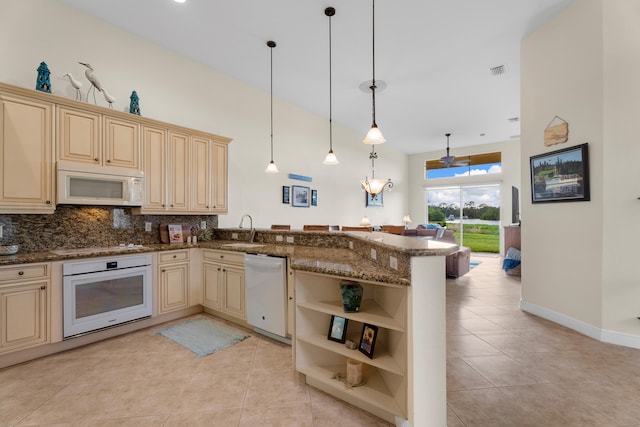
[2,255,640,426]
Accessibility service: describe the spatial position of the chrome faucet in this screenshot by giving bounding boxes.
[239,214,256,243]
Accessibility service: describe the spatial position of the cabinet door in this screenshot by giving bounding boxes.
[159,262,189,314]
[202,261,222,310]
[190,136,211,212]
[141,126,167,211]
[0,92,54,213]
[168,131,189,212]
[57,106,101,165]
[212,142,228,213]
[104,116,140,169]
[0,281,48,352]
[223,265,245,320]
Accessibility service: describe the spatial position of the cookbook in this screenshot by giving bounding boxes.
[168,224,183,243]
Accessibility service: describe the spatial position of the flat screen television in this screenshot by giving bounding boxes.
[511,186,520,225]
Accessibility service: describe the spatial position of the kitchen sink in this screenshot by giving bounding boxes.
[221,243,265,249]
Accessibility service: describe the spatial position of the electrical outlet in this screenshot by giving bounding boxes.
[389,256,398,270]
[371,248,377,260]
[349,241,354,250]
[200,221,207,230]
[144,222,152,232]
[276,235,283,242]
[231,233,238,240]
[286,236,294,243]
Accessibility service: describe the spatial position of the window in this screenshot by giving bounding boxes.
[425,151,501,180]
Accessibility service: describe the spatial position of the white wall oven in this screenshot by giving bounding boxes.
[63,254,152,338]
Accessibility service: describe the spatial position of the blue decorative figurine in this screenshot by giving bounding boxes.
[36,61,51,93]
[129,90,141,115]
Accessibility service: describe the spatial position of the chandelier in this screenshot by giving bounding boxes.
[360,147,393,197]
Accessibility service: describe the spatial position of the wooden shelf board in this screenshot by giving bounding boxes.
[297,334,404,376]
[299,365,404,424]
[297,299,404,332]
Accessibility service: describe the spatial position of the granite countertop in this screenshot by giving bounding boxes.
[0,232,457,286]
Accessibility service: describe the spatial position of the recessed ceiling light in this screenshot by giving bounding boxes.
[174,0,186,3]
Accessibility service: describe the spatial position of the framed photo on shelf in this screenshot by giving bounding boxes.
[358,323,378,358]
[311,189,318,206]
[282,186,290,204]
[365,191,383,207]
[530,143,590,204]
[292,185,310,207]
[327,315,348,343]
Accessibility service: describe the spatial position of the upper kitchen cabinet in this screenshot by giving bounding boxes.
[0,88,54,214]
[191,135,228,213]
[57,106,140,169]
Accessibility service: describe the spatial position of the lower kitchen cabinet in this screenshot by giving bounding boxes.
[158,249,190,314]
[0,263,50,354]
[202,249,246,323]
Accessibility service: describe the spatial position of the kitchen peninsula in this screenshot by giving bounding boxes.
[0,230,456,426]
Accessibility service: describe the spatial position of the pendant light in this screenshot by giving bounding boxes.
[323,6,339,165]
[360,146,393,197]
[265,40,279,173]
[363,0,386,145]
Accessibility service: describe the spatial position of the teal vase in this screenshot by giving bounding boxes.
[340,281,363,313]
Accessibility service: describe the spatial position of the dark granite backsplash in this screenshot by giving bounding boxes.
[0,206,218,252]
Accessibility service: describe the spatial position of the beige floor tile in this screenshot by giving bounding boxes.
[243,369,310,408]
[447,358,493,391]
[309,388,392,426]
[447,334,502,358]
[89,415,169,426]
[239,403,314,426]
[164,409,242,426]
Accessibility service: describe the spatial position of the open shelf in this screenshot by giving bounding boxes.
[297,299,404,332]
[296,333,404,376]
[299,364,404,423]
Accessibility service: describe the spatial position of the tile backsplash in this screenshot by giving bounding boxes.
[0,206,217,252]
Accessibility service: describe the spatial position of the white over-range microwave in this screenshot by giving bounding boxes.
[57,161,144,206]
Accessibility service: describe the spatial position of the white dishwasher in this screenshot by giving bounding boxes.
[244,254,289,343]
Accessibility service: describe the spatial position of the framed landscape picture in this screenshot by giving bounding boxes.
[530,143,590,204]
[292,185,310,207]
[282,186,290,204]
[327,315,348,343]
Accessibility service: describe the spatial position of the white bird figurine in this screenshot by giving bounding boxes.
[102,88,116,109]
[78,62,103,104]
[61,73,83,100]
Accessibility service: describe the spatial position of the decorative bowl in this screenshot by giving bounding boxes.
[0,245,18,255]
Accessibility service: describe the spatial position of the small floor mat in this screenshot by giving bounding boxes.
[153,318,249,358]
[469,260,482,269]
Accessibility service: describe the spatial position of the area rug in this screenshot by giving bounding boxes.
[469,260,482,270]
[153,318,249,358]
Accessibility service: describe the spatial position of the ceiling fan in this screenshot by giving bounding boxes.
[439,133,470,168]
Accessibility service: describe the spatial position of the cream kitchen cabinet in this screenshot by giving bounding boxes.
[0,263,50,354]
[0,88,54,213]
[191,136,228,214]
[57,106,140,169]
[212,141,228,213]
[158,249,190,314]
[202,249,245,322]
[141,125,167,212]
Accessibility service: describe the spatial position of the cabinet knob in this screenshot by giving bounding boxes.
[162,204,165,207]
[40,285,46,290]
[106,159,111,163]
[46,200,51,204]
[170,204,174,207]
[162,269,166,272]
[220,255,224,259]
[217,268,221,271]
[18,271,24,276]
[173,255,177,258]
[222,269,226,272]
[94,158,99,162]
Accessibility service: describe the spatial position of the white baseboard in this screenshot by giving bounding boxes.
[520,300,640,350]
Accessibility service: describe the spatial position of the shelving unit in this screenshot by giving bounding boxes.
[295,271,407,423]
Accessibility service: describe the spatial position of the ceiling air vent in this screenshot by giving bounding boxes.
[489,65,507,76]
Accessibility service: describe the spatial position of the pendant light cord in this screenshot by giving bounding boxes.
[329,11,333,151]
[269,42,274,162]
[370,0,377,127]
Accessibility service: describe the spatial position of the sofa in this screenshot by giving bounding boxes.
[416,226,471,278]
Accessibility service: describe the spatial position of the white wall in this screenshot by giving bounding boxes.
[521,0,640,345]
[0,0,408,230]
[407,140,521,252]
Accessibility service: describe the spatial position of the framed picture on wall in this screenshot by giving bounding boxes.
[282,186,290,204]
[365,191,383,207]
[292,185,310,207]
[530,143,590,203]
[311,189,318,206]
